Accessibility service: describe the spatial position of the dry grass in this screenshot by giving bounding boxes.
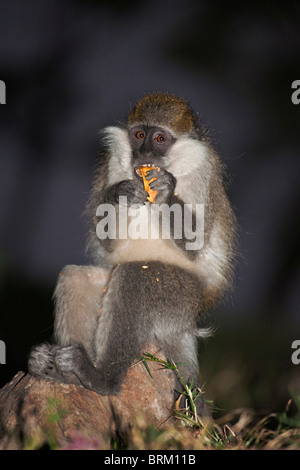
[59,402,300,450]
[110,400,300,450]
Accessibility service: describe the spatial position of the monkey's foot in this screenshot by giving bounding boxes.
[28,342,81,386]
[53,343,122,395]
[28,343,63,382]
[28,343,122,395]
[54,343,88,385]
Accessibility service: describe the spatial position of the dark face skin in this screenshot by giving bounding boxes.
[104,125,177,207]
[128,125,175,170]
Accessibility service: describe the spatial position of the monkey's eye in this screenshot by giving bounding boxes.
[155,134,166,143]
[136,131,145,140]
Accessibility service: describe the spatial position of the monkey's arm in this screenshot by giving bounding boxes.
[147,168,201,256]
[168,194,200,257]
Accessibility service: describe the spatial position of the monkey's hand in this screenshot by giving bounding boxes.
[106,180,148,206]
[146,168,176,204]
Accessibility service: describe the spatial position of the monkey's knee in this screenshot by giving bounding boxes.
[55,264,110,298]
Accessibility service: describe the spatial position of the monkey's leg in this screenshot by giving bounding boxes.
[95,262,211,418]
[33,262,155,394]
[53,265,110,355]
[54,262,206,397]
[136,264,211,419]
[49,265,147,394]
[28,265,110,383]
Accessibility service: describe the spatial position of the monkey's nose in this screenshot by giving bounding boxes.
[140,150,152,160]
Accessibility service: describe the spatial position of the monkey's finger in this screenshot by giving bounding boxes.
[149,178,171,191]
[144,168,161,180]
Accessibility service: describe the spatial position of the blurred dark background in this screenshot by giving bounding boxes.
[0,0,299,415]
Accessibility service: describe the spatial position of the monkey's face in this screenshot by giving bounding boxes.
[128,125,175,176]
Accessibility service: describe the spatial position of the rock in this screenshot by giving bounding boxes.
[0,350,176,449]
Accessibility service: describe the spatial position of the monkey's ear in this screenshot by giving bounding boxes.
[191,126,209,142]
[189,128,200,140]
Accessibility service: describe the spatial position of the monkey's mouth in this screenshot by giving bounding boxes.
[135,164,160,177]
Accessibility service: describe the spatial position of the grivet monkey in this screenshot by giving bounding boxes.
[28,92,236,417]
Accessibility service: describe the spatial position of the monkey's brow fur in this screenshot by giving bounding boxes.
[28,92,237,419]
